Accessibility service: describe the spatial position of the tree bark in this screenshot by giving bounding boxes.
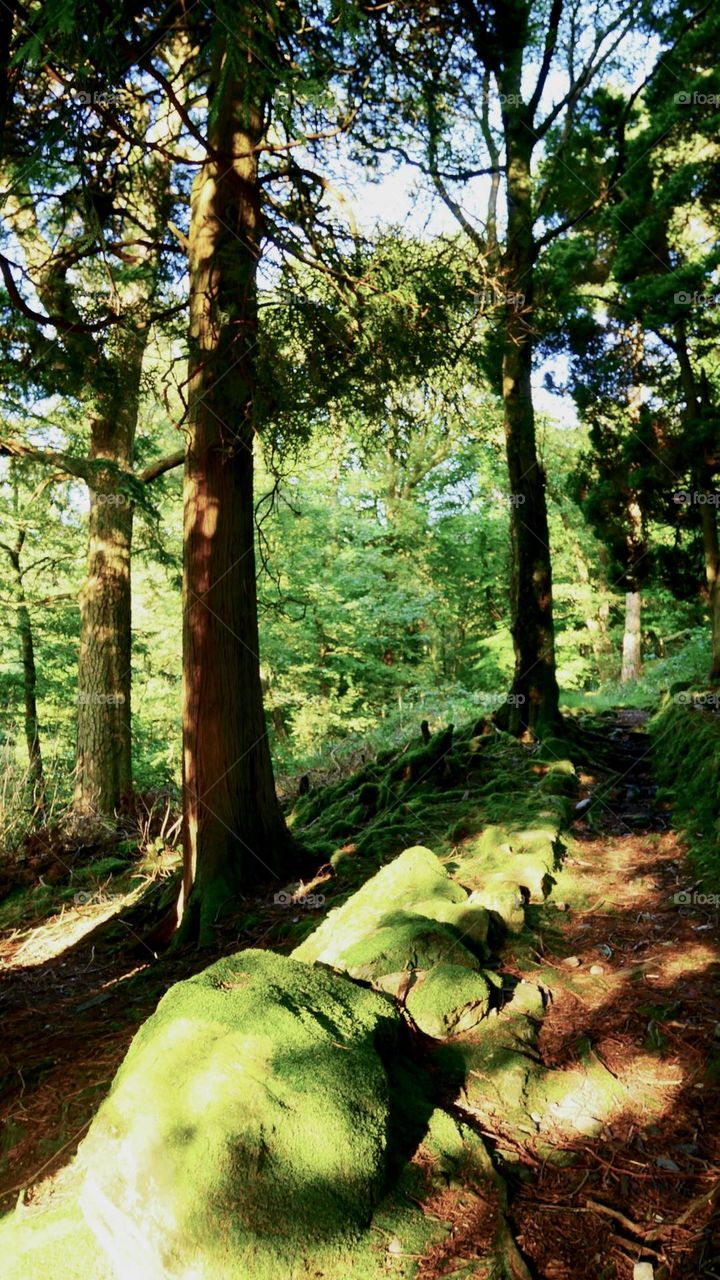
[620,330,646,684]
[620,590,642,683]
[179,40,293,944]
[498,119,560,732]
[74,389,139,815]
[4,538,43,792]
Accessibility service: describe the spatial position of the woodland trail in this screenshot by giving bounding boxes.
[0,711,719,1280]
[497,711,720,1280]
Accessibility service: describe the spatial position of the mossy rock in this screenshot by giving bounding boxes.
[340,913,480,983]
[293,846,467,969]
[406,964,492,1038]
[459,981,547,1121]
[467,885,526,934]
[461,855,552,903]
[76,949,402,1280]
[410,896,490,950]
[0,1200,109,1280]
[459,822,560,905]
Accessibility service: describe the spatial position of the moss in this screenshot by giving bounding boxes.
[467,885,527,935]
[538,759,579,797]
[293,846,467,969]
[650,696,720,888]
[409,896,490,951]
[405,964,492,1038]
[339,913,481,983]
[75,949,402,1279]
[535,736,574,764]
[0,1200,109,1280]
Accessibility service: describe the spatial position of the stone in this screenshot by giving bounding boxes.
[77,949,401,1280]
[405,964,492,1038]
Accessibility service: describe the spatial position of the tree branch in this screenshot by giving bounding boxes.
[139,449,185,484]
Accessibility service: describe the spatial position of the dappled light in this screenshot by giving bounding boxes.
[1,1,719,1278]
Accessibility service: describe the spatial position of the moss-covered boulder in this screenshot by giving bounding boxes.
[458,822,563,912]
[406,964,492,1038]
[410,896,490,947]
[293,846,489,978]
[468,885,527,934]
[339,913,481,987]
[77,949,402,1280]
[0,1202,110,1280]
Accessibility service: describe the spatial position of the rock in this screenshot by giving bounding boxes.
[460,825,561,905]
[633,1264,654,1280]
[461,885,525,936]
[405,964,492,1038]
[340,915,481,982]
[293,846,489,984]
[468,885,526,934]
[78,949,401,1280]
[293,846,467,966]
[589,964,605,975]
[410,895,490,949]
[510,981,546,1018]
[562,955,582,968]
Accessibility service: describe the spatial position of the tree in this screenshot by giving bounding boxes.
[357,0,712,727]
[0,49,187,815]
[0,468,45,798]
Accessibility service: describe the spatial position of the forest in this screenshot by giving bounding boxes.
[0,0,719,1277]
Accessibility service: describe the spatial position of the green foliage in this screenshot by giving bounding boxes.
[651,694,720,888]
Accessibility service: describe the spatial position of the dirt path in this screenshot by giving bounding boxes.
[502,711,720,1279]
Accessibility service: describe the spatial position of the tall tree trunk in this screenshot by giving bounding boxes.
[620,331,646,684]
[74,338,145,816]
[621,590,642,683]
[4,536,43,793]
[499,124,560,733]
[73,81,179,816]
[179,42,293,944]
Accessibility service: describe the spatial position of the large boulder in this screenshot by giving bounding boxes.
[293,845,490,980]
[77,949,402,1280]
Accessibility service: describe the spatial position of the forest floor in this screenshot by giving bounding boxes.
[0,710,719,1278]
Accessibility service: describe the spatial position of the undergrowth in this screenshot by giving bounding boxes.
[650,692,720,889]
